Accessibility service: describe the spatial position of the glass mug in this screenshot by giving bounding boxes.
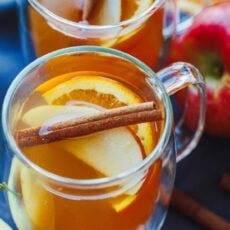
[176,0,209,32]
[16,0,176,69]
[176,0,220,34]
[2,46,205,230]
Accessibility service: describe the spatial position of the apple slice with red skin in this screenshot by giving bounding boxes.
[169,2,230,138]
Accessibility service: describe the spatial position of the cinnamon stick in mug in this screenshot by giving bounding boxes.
[16,102,163,147]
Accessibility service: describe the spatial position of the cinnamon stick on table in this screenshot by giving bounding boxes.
[15,101,163,147]
[219,173,230,192]
[171,188,230,230]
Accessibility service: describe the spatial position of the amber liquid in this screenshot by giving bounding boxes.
[10,55,165,230]
[28,0,164,68]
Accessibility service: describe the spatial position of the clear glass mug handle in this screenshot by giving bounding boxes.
[157,62,206,162]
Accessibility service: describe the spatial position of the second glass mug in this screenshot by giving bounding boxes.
[176,0,226,34]
[16,0,176,68]
[2,46,205,230]
[176,0,211,33]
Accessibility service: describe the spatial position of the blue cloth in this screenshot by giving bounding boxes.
[0,4,25,228]
[0,3,230,230]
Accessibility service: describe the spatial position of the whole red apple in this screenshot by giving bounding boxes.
[170,2,230,138]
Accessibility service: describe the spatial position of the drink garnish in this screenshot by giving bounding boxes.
[15,101,163,147]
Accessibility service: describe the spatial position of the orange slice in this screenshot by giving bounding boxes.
[42,75,141,106]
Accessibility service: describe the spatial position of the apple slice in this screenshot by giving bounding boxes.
[22,105,143,177]
[134,0,154,16]
[8,157,55,229]
[105,0,154,47]
[22,105,99,127]
[0,219,12,230]
[88,0,121,25]
[20,166,55,229]
[61,127,143,177]
[22,104,145,214]
[8,158,32,230]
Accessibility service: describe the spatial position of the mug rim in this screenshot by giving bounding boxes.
[28,0,165,30]
[2,46,173,187]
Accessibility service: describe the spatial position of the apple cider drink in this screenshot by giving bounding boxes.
[6,49,166,230]
[25,0,164,67]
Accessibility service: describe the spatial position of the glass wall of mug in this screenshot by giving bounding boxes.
[2,46,205,229]
[16,0,176,69]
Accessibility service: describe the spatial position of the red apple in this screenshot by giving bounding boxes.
[169,2,230,138]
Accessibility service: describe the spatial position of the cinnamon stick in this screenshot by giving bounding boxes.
[219,173,230,192]
[171,187,230,230]
[18,101,156,138]
[16,102,162,147]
